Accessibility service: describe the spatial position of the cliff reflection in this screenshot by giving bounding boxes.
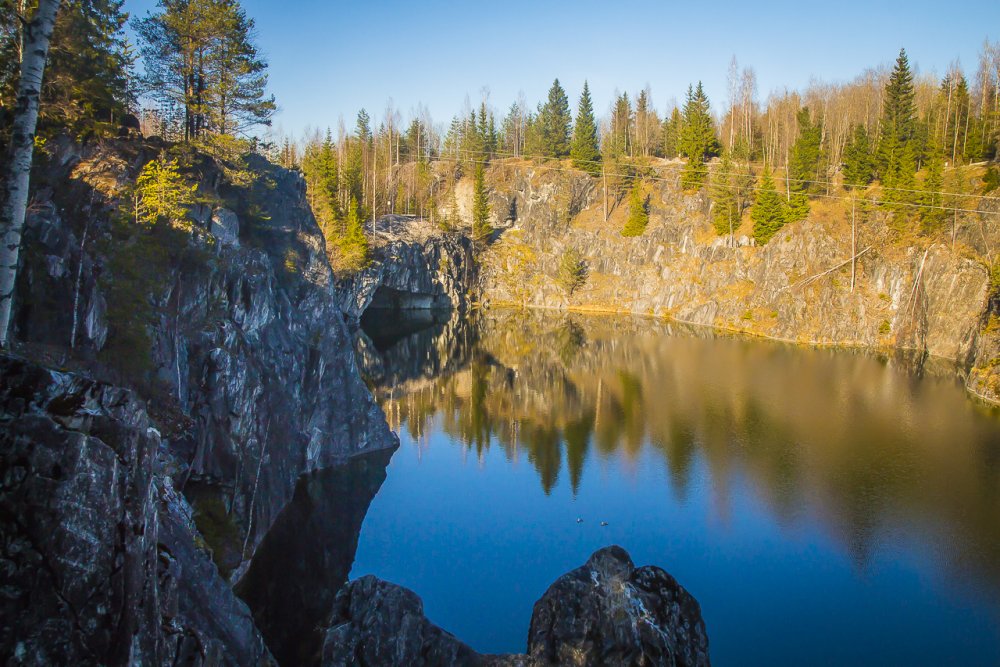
[360,309,1000,590]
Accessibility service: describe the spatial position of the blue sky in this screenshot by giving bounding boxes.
[125,0,1000,137]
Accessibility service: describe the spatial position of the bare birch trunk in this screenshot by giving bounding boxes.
[0,0,62,348]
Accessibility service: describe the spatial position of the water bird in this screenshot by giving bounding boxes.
[600,521,609,527]
[576,517,583,523]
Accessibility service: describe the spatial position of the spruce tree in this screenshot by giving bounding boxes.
[662,107,682,158]
[877,49,918,196]
[571,81,601,175]
[621,180,649,236]
[538,78,571,157]
[711,152,738,236]
[920,137,947,232]
[751,167,788,245]
[134,155,197,229]
[472,162,492,241]
[843,125,875,189]
[679,82,717,190]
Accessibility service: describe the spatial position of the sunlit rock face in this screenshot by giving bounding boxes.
[475,163,993,371]
[319,547,709,667]
[0,356,273,666]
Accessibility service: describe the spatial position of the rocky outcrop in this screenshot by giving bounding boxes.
[475,162,994,369]
[337,216,472,320]
[12,141,398,569]
[525,546,710,667]
[0,355,272,666]
[319,546,709,667]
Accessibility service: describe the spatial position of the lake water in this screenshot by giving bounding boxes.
[348,309,1000,665]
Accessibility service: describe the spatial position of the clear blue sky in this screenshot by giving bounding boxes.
[125,0,1000,137]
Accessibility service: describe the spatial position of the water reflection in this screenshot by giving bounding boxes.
[236,449,393,666]
[362,309,1000,589]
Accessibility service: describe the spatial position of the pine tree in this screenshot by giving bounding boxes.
[472,162,492,241]
[571,81,601,176]
[133,155,197,229]
[785,107,822,220]
[751,167,788,245]
[607,92,633,159]
[538,78,571,157]
[135,0,275,140]
[679,82,717,190]
[842,125,875,189]
[877,49,918,197]
[621,180,649,236]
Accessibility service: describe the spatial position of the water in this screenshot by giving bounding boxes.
[348,309,1000,665]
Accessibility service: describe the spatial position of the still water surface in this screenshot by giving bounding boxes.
[350,310,1000,665]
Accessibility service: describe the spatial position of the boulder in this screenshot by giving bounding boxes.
[320,546,710,667]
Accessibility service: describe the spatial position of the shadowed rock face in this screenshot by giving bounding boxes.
[526,546,710,667]
[0,355,272,666]
[319,546,710,667]
[236,449,395,666]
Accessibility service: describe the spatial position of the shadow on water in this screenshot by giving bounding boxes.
[235,449,394,666]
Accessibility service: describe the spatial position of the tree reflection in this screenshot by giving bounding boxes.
[362,309,1000,590]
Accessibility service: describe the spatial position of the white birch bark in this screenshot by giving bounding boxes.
[0,0,62,347]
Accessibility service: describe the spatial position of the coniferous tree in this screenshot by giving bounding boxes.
[787,106,822,219]
[661,107,682,158]
[842,125,875,189]
[679,82,717,190]
[538,78,571,157]
[877,48,918,199]
[133,155,197,228]
[621,180,649,236]
[571,81,601,175]
[472,161,492,240]
[751,166,788,244]
[338,196,369,272]
[711,152,738,236]
[920,137,947,232]
[135,0,275,140]
[607,92,633,159]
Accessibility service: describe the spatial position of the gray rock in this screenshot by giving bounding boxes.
[211,208,241,247]
[0,355,273,666]
[320,546,710,667]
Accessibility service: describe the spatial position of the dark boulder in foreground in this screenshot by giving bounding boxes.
[0,355,272,666]
[320,546,710,667]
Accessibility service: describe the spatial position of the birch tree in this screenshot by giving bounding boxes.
[0,0,61,348]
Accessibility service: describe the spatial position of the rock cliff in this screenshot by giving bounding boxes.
[465,160,999,402]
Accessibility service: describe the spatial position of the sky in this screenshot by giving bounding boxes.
[125,0,1000,138]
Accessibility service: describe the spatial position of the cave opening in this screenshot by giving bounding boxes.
[360,285,452,352]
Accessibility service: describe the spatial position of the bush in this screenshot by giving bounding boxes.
[557,248,587,295]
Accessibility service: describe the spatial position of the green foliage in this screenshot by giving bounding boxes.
[337,196,369,273]
[133,155,197,228]
[710,150,754,236]
[751,167,788,245]
[472,162,492,241]
[537,78,572,157]
[919,138,947,232]
[135,0,276,140]
[621,181,649,237]
[879,320,892,335]
[557,247,587,295]
[877,49,919,198]
[984,167,1000,194]
[571,81,601,175]
[843,125,875,189]
[661,107,682,158]
[786,107,822,221]
[606,92,633,159]
[679,82,717,190]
